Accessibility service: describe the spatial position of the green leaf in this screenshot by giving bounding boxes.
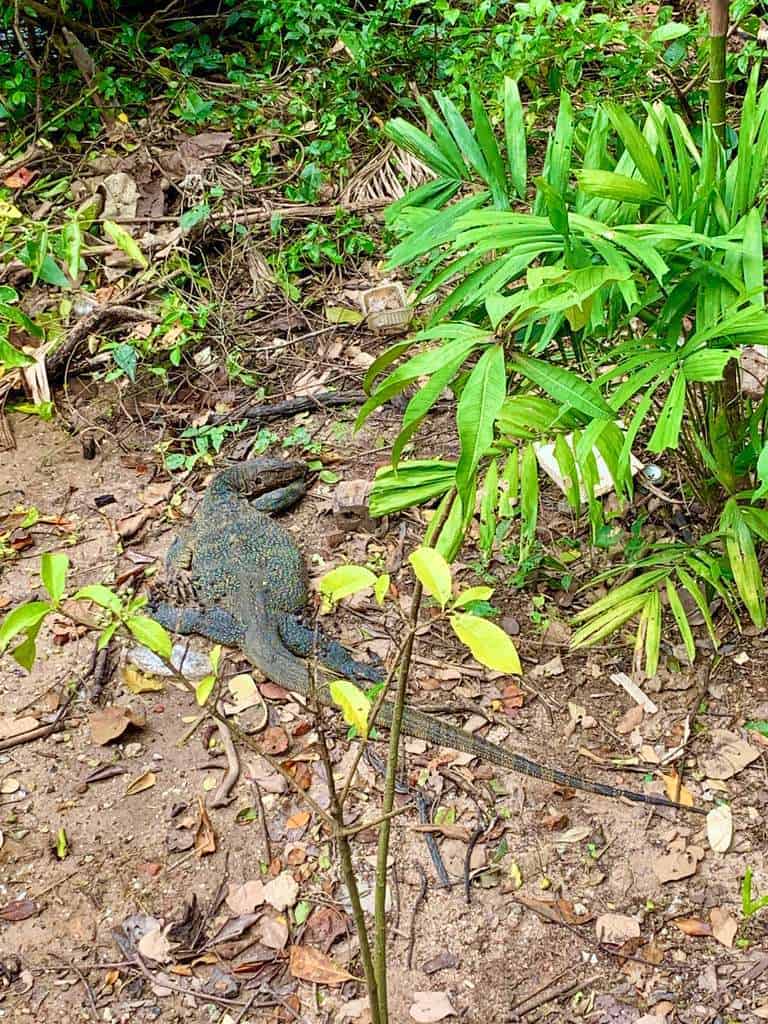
[209,644,222,673]
[10,631,39,670]
[126,615,173,660]
[504,77,527,199]
[647,373,685,453]
[409,546,452,607]
[374,574,390,606]
[112,342,138,382]
[103,220,149,269]
[40,552,68,606]
[456,345,506,498]
[450,612,521,674]
[75,584,122,613]
[329,678,371,737]
[196,674,215,706]
[294,900,311,925]
[470,86,509,209]
[319,565,377,603]
[55,827,69,860]
[453,586,494,608]
[509,352,614,420]
[745,720,768,737]
[180,202,210,232]
[604,102,664,196]
[665,579,696,663]
[520,443,539,554]
[63,216,82,280]
[0,336,35,368]
[97,619,120,651]
[576,169,659,204]
[650,21,690,43]
[0,600,52,653]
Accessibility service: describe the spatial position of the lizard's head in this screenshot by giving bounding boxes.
[228,458,308,498]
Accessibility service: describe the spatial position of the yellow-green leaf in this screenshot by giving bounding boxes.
[196,674,215,706]
[329,679,371,737]
[409,546,452,607]
[319,565,377,603]
[41,552,69,606]
[126,615,172,661]
[453,586,494,608]
[103,220,148,268]
[450,613,521,674]
[374,574,390,606]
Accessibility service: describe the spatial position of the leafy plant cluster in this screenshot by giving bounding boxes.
[363,67,768,675]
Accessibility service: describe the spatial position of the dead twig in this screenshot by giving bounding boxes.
[210,720,240,808]
[405,864,427,970]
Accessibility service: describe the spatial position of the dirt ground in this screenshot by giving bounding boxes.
[2,400,768,1024]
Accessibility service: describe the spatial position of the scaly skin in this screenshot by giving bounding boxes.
[150,458,704,816]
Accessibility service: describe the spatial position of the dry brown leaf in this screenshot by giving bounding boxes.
[89,705,146,745]
[122,665,165,694]
[530,654,564,678]
[754,1002,768,1020]
[0,899,39,922]
[227,674,262,712]
[652,845,704,883]
[286,810,311,830]
[289,945,354,986]
[138,925,173,964]
[225,881,266,916]
[662,769,695,807]
[260,914,289,950]
[303,906,348,952]
[0,778,20,795]
[261,726,290,755]
[264,871,299,911]
[117,508,153,541]
[673,917,712,937]
[707,804,733,853]
[709,907,738,948]
[0,716,40,740]
[556,826,591,844]
[194,797,216,857]
[409,991,457,1023]
[596,913,641,944]
[515,894,592,925]
[702,729,760,780]
[616,705,644,735]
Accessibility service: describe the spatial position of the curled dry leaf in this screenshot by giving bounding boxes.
[264,870,299,912]
[616,704,644,735]
[121,665,164,694]
[89,705,146,745]
[124,771,156,797]
[662,770,695,807]
[137,925,173,964]
[707,804,733,853]
[709,907,738,948]
[289,944,354,986]
[702,730,760,780]
[674,917,712,937]
[194,797,216,857]
[226,881,266,915]
[409,991,457,1023]
[595,913,641,945]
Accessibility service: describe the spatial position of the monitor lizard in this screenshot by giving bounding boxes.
[149,458,705,815]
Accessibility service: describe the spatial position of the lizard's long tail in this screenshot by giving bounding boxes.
[376,701,706,815]
[241,602,705,816]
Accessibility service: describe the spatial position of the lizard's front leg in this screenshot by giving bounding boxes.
[149,600,246,647]
[279,615,383,684]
